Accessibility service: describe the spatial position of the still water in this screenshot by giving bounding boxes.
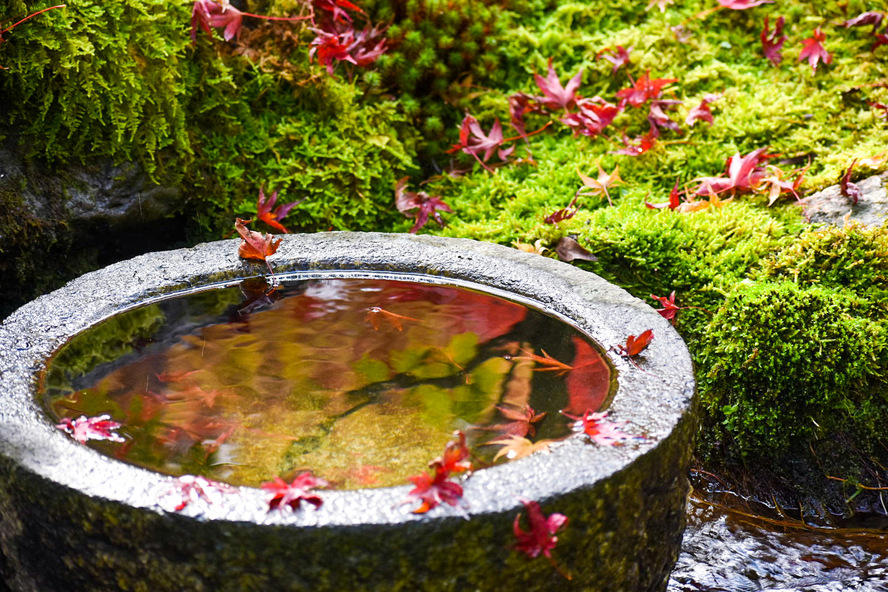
[41,275,612,489]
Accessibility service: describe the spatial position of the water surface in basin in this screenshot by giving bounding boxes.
[41,275,613,489]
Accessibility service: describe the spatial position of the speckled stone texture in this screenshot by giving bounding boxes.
[0,233,696,592]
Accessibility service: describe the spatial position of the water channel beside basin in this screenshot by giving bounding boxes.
[0,233,696,591]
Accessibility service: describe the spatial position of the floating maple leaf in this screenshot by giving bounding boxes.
[612,329,653,358]
[554,236,598,262]
[615,71,677,109]
[760,16,787,66]
[262,473,328,512]
[56,414,125,444]
[394,177,452,233]
[576,164,623,206]
[161,475,234,512]
[513,499,569,574]
[686,94,720,127]
[840,159,861,205]
[432,431,473,474]
[490,435,552,461]
[256,187,301,233]
[481,404,547,439]
[596,46,632,74]
[235,218,282,271]
[365,305,420,331]
[562,410,634,446]
[799,27,831,73]
[533,58,583,112]
[512,349,573,375]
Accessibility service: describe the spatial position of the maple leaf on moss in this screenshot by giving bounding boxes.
[191,0,310,43]
[313,0,365,24]
[799,27,832,72]
[760,164,807,206]
[760,16,787,66]
[686,94,720,127]
[262,473,328,512]
[717,0,772,8]
[645,0,674,13]
[612,129,658,156]
[693,148,772,195]
[256,187,301,233]
[561,97,620,138]
[615,71,677,109]
[647,99,682,135]
[395,177,452,233]
[544,196,579,225]
[646,177,683,210]
[56,414,125,444]
[513,500,568,560]
[596,46,632,74]
[576,164,623,206]
[842,11,884,32]
[235,218,282,266]
[447,115,513,171]
[651,291,681,323]
[533,58,583,112]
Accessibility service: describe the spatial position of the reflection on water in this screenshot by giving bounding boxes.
[41,276,613,489]
[669,494,888,592]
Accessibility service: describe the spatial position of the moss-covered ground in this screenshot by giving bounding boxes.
[2,0,887,515]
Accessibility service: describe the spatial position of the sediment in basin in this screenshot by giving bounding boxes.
[0,233,696,592]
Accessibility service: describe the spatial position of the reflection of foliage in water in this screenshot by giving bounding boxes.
[43,279,612,489]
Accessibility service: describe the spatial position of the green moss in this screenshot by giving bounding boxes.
[698,280,887,455]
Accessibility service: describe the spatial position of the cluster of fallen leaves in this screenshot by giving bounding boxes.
[190,0,386,77]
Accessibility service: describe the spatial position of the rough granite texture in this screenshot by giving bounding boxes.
[0,233,696,592]
[800,172,888,228]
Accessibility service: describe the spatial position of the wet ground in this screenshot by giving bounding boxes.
[668,492,888,592]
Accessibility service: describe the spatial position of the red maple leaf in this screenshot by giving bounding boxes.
[693,148,772,195]
[513,500,569,562]
[56,414,126,444]
[191,0,310,43]
[799,27,831,72]
[262,473,328,512]
[405,467,464,514]
[162,475,235,512]
[760,16,787,66]
[759,163,807,206]
[612,129,658,156]
[840,159,861,205]
[651,291,681,322]
[533,58,583,112]
[394,177,452,233]
[842,11,884,32]
[562,410,634,446]
[561,97,620,137]
[483,404,547,438]
[615,71,677,109]
[646,177,684,210]
[612,329,654,358]
[717,0,773,8]
[447,114,513,171]
[872,33,888,53]
[686,93,720,127]
[647,99,683,135]
[235,218,282,263]
[313,0,365,24]
[596,45,632,74]
[544,195,578,224]
[432,431,473,474]
[256,187,301,234]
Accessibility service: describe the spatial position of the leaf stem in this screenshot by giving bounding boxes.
[1,4,66,35]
